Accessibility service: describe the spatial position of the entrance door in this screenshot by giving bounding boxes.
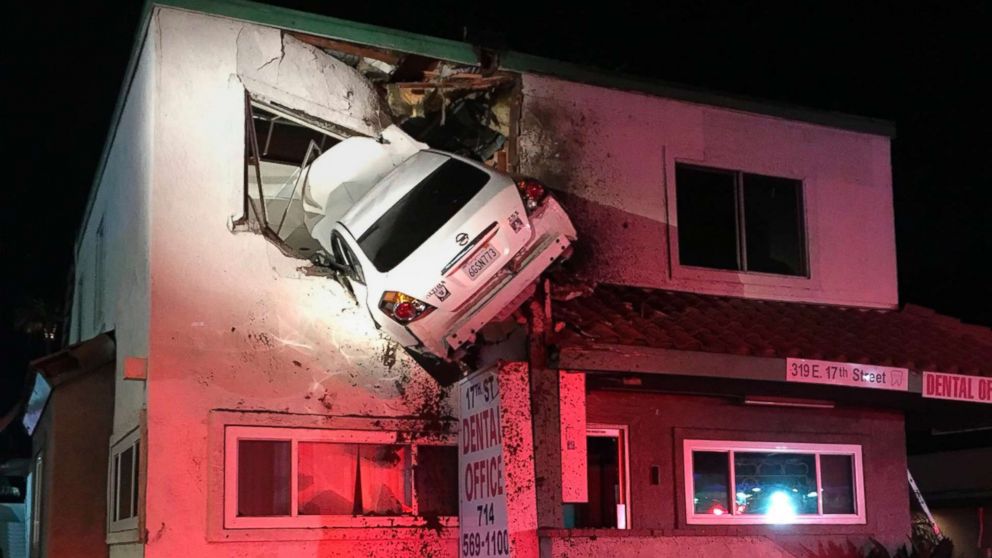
[565,425,630,529]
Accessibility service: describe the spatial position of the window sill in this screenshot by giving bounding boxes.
[671,264,815,290]
[208,524,459,543]
[541,524,874,539]
[686,515,866,526]
[106,527,142,545]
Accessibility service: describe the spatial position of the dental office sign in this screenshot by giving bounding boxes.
[459,368,511,558]
[786,358,909,391]
[923,371,992,404]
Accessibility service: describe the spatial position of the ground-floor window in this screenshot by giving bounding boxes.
[683,439,865,525]
[564,425,630,529]
[108,428,142,533]
[224,426,458,528]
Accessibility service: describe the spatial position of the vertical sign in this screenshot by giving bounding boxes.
[460,368,511,558]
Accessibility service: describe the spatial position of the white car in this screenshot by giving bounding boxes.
[303,129,576,361]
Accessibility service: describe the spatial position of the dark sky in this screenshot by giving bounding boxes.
[2,1,990,405]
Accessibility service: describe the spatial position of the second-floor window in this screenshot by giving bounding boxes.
[675,164,807,277]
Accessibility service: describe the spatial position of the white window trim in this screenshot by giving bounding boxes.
[30,452,43,557]
[224,425,458,529]
[107,427,142,533]
[586,424,631,529]
[682,439,865,526]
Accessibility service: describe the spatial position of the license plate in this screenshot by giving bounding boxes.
[463,244,500,281]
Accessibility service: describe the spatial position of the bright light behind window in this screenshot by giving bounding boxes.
[767,490,797,524]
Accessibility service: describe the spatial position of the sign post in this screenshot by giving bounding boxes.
[459,367,512,558]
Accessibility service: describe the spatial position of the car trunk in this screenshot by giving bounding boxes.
[352,154,531,312]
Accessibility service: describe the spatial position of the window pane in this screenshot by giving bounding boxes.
[676,165,739,270]
[118,447,134,520]
[415,445,459,517]
[358,156,491,272]
[743,173,805,275]
[298,443,411,516]
[112,454,119,520]
[132,441,140,515]
[298,442,359,515]
[253,112,337,166]
[692,451,730,515]
[821,454,856,514]
[237,440,291,517]
[734,452,817,518]
[359,445,411,515]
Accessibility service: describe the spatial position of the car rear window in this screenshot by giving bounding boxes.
[358,158,490,272]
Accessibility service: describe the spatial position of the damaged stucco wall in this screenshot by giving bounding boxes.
[145,8,456,557]
[518,74,898,309]
[236,28,392,138]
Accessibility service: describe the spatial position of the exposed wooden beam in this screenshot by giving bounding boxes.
[289,32,403,65]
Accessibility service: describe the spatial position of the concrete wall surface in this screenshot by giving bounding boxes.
[144,8,458,557]
[70,0,154,442]
[541,531,796,558]
[520,74,897,309]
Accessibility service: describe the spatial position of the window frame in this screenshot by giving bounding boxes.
[682,439,865,526]
[107,427,142,534]
[670,161,813,284]
[223,425,458,529]
[331,231,365,285]
[29,451,43,558]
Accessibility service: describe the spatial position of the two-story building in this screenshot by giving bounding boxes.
[9,1,992,557]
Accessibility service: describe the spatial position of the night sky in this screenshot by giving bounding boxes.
[2,1,990,410]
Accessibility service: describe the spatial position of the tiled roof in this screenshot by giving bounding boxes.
[553,284,992,377]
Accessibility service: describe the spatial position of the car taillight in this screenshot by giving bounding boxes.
[515,178,547,213]
[379,291,435,324]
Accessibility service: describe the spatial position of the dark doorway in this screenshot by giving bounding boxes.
[565,428,628,529]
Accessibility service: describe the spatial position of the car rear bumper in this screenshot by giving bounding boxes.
[408,197,576,358]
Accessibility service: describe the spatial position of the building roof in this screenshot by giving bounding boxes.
[553,284,992,378]
[160,0,895,136]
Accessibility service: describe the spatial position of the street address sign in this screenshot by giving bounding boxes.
[785,358,909,392]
